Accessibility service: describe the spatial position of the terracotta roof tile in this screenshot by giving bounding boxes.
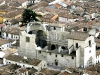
[8,1,21,7]
[0,0,4,3]
[51,14,58,21]
[59,71,68,75]
[3,27,20,35]
[6,55,42,66]
[19,68,27,73]
[29,1,48,10]
[4,9,23,18]
[53,3,61,8]
[0,4,8,10]
[67,32,89,41]
[40,68,60,75]
[28,68,37,75]
[83,70,98,75]
[0,38,10,45]
[18,0,27,3]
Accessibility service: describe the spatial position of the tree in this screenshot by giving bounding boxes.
[22,9,40,24]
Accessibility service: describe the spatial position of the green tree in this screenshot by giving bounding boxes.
[22,9,40,24]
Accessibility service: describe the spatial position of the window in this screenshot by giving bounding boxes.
[55,54,57,57]
[61,54,64,57]
[11,35,13,38]
[76,43,78,48]
[49,52,51,55]
[89,50,91,53]
[72,56,74,59]
[39,51,41,54]
[6,33,8,37]
[55,59,58,66]
[26,37,30,42]
[89,40,91,47]
[54,27,56,30]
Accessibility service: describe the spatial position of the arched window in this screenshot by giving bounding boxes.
[89,40,91,47]
[55,59,58,66]
[76,43,78,48]
[35,30,47,48]
[50,44,56,50]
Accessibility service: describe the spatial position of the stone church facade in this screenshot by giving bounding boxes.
[18,22,96,68]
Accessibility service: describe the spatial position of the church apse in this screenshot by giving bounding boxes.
[35,30,47,48]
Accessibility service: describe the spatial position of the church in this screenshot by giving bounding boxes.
[18,22,96,68]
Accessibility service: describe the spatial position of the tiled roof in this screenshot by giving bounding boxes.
[3,27,20,35]
[9,18,19,24]
[3,9,23,18]
[19,68,27,73]
[59,72,68,75]
[40,68,60,75]
[5,0,11,4]
[28,68,38,75]
[53,3,61,8]
[67,32,89,41]
[51,14,58,21]
[8,1,21,7]
[0,0,4,3]
[18,0,27,3]
[95,38,100,43]
[6,55,42,66]
[0,64,22,75]
[5,6,20,13]
[0,4,8,10]
[65,67,76,73]
[95,37,100,47]
[83,70,98,75]
[84,64,100,74]
[16,16,22,21]
[58,12,77,19]
[29,1,48,10]
[5,0,27,4]
[0,38,10,45]
[3,49,13,58]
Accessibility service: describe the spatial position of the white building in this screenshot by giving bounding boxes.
[5,55,47,71]
[19,22,96,68]
[37,31,96,68]
[0,38,11,50]
[19,22,48,58]
[1,27,20,40]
